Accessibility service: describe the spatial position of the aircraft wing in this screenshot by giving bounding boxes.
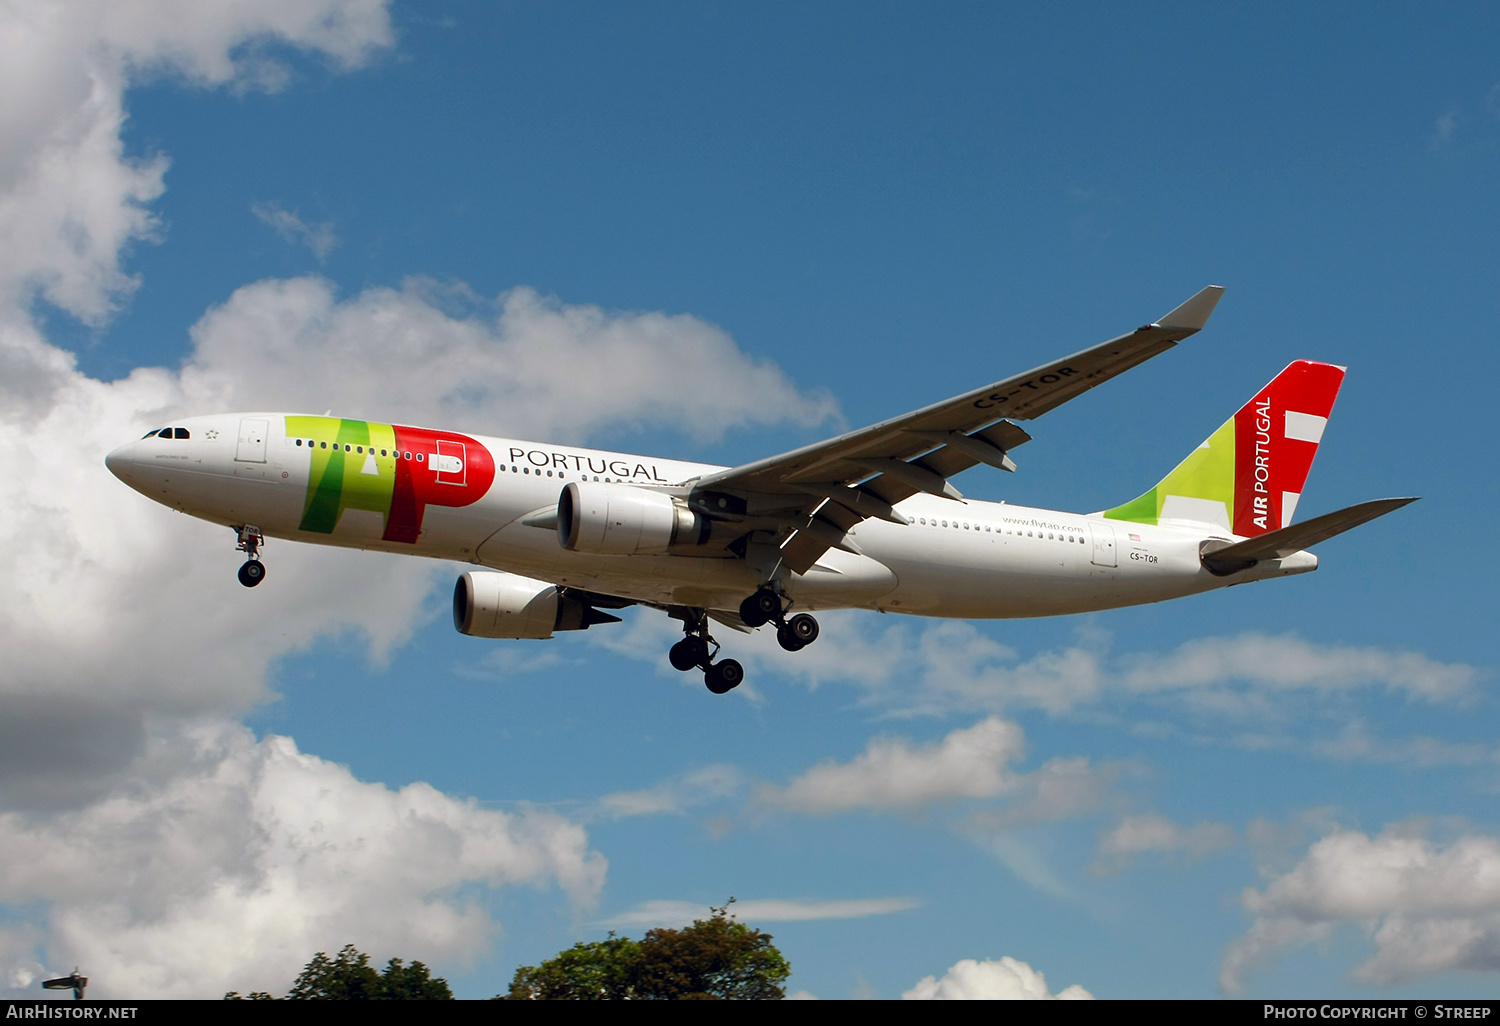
[690,285,1225,574]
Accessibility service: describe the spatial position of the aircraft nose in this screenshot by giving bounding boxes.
[105,442,136,483]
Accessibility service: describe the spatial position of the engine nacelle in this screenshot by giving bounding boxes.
[453,571,561,639]
[556,481,706,555]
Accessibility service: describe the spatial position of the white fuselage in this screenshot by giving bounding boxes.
[106,413,1316,618]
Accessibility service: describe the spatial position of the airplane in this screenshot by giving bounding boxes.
[105,286,1415,695]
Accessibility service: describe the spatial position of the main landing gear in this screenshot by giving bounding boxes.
[738,588,820,652]
[666,590,820,697]
[235,525,265,588]
[669,611,745,695]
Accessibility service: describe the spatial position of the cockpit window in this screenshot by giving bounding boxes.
[174,428,190,439]
[157,428,173,438]
[142,429,159,439]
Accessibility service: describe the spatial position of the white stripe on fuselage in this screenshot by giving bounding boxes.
[113,413,1306,618]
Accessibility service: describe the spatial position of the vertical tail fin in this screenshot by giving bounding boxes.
[1104,360,1346,537]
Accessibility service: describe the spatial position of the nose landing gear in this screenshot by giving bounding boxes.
[235,525,265,588]
[669,610,744,695]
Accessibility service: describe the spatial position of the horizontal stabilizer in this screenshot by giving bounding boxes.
[1200,496,1418,575]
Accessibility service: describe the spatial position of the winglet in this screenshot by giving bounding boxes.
[1155,284,1225,332]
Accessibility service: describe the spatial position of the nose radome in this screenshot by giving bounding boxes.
[105,443,133,483]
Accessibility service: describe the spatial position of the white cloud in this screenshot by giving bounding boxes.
[253,202,338,260]
[0,289,832,812]
[1121,634,1478,705]
[754,719,1117,898]
[0,0,838,996]
[0,0,392,323]
[982,763,1121,846]
[967,834,1078,901]
[1222,825,1500,991]
[914,622,1107,714]
[1433,109,1459,147]
[1313,722,1494,768]
[0,723,604,1000]
[182,276,836,443]
[0,0,415,810]
[597,764,744,819]
[588,608,1477,727]
[903,956,1093,1000]
[596,897,918,931]
[755,717,1025,814]
[1097,813,1236,871]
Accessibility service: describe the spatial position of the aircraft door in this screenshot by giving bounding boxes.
[433,439,467,485]
[1088,521,1118,567]
[235,418,269,463]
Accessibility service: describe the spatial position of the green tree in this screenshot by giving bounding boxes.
[634,907,790,1000]
[505,902,790,1000]
[375,957,454,1000]
[287,946,382,1000]
[226,944,453,1000]
[505,935,642,1000]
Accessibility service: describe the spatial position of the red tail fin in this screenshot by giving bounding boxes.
[1232,360,1345,537]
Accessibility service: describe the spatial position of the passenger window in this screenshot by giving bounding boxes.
[357,446,363,454]
[174,428,190,439]
[320,442,327,449]
[416,453,424,462]
[404,452,412,460]
[547,470,553,477]
[523,467,529,474]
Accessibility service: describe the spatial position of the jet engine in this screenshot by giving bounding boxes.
[453,570,622,639]
[556,481,707,555]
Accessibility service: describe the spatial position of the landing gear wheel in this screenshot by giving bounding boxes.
[669,637,709,672]
[787,613,819,645]
[704,659,744,694]
[776,625,805,652]
[237,560,265,588]
[739,589,781,629]
[776,613,818,651]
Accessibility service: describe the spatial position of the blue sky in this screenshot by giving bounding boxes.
[1,0,1496,1000]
